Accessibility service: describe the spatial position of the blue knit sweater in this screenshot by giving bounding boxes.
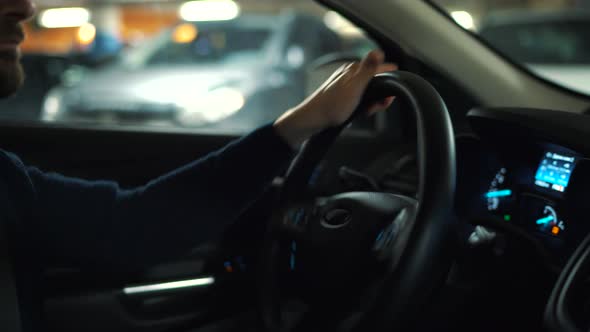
[0,124,294,331]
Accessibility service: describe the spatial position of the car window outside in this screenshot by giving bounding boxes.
[1,1,377,134]
[430,0,590,96]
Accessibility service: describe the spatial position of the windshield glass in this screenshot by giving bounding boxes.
[0,1,377,133]
[480,17,590,65]
[430,0,590,95]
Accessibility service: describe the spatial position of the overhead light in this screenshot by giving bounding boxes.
[451,10,474,30]
[77,23,97,45]
[323,11,363,36]
[39,7,91,28]
[173,23,198,44]
[179,0,240,22]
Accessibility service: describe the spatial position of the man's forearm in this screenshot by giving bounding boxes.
[109,124,294,267]
[28,124,294,269]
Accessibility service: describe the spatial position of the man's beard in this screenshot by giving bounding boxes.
[0,52,24,98]
[0,21,26,98]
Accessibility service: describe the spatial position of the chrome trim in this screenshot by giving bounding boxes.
[123,276,215,295]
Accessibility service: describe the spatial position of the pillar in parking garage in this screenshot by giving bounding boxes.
[86,5,123,63]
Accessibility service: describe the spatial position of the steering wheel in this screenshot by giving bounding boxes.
[545,232,590,332]
[260,71,456,331]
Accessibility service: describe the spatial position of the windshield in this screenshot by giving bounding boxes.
[430,1,590,95]
[0,1,377,133]
[480,19,590,65]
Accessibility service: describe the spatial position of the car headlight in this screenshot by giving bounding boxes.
[176,87,245,125]
[42,90,65,122]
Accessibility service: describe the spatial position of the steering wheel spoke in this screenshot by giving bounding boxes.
[275,202,317,240]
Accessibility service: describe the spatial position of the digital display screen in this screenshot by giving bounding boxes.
[535,151,576,193]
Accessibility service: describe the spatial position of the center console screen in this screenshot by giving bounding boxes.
[534,151,576,193]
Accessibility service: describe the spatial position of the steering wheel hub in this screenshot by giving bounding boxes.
[321,208,351,228]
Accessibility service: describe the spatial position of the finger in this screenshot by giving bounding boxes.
[376,96,395,109]
[364,49,385,68]
[377,63,398,73]
[358,50,401,81]
[357,50,384,79]
[367,96,395,115]
[381,96,396,106]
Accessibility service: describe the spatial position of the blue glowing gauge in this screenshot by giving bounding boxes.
[535,205,565,236]
[486,167,511,212]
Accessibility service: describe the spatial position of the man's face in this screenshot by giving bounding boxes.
[0,0,34,98]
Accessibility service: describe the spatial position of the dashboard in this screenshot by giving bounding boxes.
[456,108,590,262]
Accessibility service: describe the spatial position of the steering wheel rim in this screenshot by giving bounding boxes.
[260,71,456,331]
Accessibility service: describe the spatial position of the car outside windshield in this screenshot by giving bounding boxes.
[122,19,274,69]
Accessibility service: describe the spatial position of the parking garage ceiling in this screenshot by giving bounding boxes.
[32,0,590,11]
[35,0,295,7]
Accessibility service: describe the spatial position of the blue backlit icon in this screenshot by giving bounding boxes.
[536,215,554,225]
[484,189,512,198]
[224,261,234,273]
[290,241,297,271]
[290,253,296,271]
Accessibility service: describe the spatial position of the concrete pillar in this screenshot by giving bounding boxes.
[90,5,122,39]
[86,5,123,61]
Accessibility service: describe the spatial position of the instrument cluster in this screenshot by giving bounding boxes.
[455,136,590,255]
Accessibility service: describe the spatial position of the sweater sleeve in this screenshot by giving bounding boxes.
[23,124,295,269]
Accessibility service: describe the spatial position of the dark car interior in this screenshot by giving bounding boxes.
[0,52,563,332]
[2,1,590,332]
[0,48,460,332]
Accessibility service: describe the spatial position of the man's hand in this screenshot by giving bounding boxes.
[273,50,397,149]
